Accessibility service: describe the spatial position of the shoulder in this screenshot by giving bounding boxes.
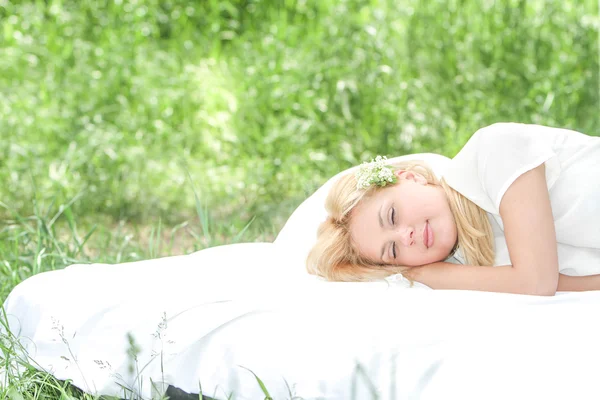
[460,122,576,163]
[471,122,591,144]
[445,122,561,213]
[455,122,525,155]
[469,122,539,145]
[472,122,521,136]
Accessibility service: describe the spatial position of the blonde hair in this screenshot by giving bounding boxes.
[306,160,494,282]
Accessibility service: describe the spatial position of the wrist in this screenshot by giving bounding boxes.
[403,262,452,286]
[403,265,425,282]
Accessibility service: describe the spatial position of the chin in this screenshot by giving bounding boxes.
[430,252,449,264]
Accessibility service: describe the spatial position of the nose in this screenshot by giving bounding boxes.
[397,226,415,247]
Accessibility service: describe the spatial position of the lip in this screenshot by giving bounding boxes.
[424,221,434,248]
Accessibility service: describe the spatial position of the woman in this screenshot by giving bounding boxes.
[307,122,600,295]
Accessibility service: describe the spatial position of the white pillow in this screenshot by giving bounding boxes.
[274,153,452,272]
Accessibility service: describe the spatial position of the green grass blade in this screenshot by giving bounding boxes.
[239,365,273,400]
[231,216,256,243]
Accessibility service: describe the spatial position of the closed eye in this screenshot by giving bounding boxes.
[390,206,397,259]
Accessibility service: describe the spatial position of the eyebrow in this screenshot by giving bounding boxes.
[379,204,385,261]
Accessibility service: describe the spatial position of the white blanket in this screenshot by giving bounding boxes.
[3,154,600,399]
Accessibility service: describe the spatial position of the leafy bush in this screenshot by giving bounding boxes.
[0,0,598,238]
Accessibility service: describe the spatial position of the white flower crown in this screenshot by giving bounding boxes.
[355,155,398,190]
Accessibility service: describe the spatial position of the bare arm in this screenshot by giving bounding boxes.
[406,266,600,294]
[558,274,600,292]
[407,164,559,295]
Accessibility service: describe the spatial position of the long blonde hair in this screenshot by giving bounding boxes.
[306,160,494,281]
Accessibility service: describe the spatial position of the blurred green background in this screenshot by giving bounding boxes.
[1,0,599,261]
[0,2,597,395]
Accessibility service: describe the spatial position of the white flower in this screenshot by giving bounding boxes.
[355,156,397,190]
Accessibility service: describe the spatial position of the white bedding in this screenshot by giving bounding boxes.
[3,154,600,399]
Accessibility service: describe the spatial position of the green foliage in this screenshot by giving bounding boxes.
[1,0,597,228]
[0,1,598,395]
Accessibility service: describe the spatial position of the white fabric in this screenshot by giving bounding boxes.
[444,122,600,274]
[4,245,600,400]
[4,146,600,399]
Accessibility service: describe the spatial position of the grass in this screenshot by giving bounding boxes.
[1,0,599,398]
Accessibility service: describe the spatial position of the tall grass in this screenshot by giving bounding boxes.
[1,0,597,226]
[1,0,599,398]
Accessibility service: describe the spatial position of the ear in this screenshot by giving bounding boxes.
[394,170,428,185]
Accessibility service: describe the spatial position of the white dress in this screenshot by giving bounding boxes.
[443,122,600,276]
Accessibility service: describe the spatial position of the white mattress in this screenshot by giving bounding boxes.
[4,243,600,399]
[3,154,600,399]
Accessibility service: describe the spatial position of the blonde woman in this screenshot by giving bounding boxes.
[307,122,600,295]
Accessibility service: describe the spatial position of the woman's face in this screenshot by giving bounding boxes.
[349,170,458,267]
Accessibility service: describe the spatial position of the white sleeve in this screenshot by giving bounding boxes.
[445,123,562,213]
